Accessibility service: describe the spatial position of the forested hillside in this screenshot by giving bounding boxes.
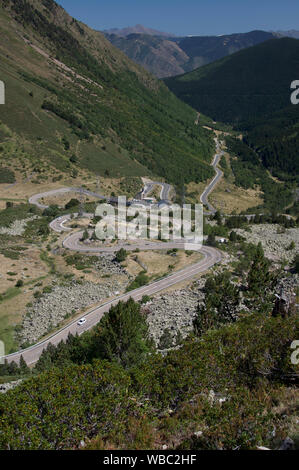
[165,38,299,182]
[0,0,214,185]
[242,106,299,181]
[225,136,294,212]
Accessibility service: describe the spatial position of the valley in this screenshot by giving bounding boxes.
[0,136,223,358]
[0,0,298,454]
[0,130,297,364]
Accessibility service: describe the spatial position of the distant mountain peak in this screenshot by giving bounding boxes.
[273,29,299,39]
[105,29,276,78]
[103,24,175,37]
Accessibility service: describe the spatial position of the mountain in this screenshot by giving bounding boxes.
[104,34,189,78]
[173,30,276,69]
[165,38,299,182]
[0,0,214,186]
[105,30,276,78]
[274,29,299,39]
[103,24,175,37]
[165,38,299,124]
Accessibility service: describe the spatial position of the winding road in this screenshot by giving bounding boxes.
[2,145,224,365]
[146,181,172,203]
[200,139,224,214]
[28,136,223,214]
[28,187,121,210]
[4,244,221,365]
[136,180,172,205]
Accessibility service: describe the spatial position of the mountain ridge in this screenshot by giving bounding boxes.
[105,29,276,78]
[274,29,299,39]
[103,24,175,37]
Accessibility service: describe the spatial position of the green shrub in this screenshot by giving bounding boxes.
[0,167,15,184]
[115,248,127,263]
[126,272,149,292]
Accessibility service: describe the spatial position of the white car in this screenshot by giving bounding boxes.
[77,318,87,326]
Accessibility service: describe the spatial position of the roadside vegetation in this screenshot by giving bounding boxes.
[0,263,297,449]
[0,167,15,184]
[126,271,150,292]
[0,203,38,228]
[225,137,294,213]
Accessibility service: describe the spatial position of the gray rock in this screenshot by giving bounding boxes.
[0,216,39,236]
[18,277,129,344]
[235,224,299,263]
[279,437,295,450]
[0,379,23,394]
[144,282,205,347]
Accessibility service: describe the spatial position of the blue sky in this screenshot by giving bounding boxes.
[56,0,299,36]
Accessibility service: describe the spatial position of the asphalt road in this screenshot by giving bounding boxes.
[141,180,172,204]
[30,182,172,212]
[3,245,222,365]
[63,229,204,253]
[153,181,172,202]
[2,174,223,364]
[28,187,116,210]
[49,212,94,233]
[200,140,224,214]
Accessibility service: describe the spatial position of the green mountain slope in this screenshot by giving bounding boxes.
[177,31,276,66]
[0,0,214,186]
[165,38,299,181]
[165,38,299,122]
